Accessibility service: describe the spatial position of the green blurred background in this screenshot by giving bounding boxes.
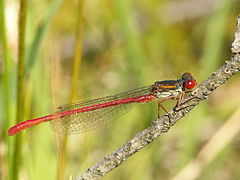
[0,0,240,179]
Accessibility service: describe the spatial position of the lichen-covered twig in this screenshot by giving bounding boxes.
[75,16,240,180]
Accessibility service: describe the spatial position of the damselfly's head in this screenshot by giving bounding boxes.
[181,73,197,90]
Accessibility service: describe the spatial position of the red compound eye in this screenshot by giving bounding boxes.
[185,80,197,89]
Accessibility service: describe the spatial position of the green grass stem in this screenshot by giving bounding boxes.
[0,1,15,179]
[0,0,11,133]
[10,0,28,179]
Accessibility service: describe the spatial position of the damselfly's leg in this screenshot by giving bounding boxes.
[175,90,196,108]
[157,91,195,118]
[157,95,177,118]
[174,92,201,111]
[176,91,185,108]
[158,103,168,118]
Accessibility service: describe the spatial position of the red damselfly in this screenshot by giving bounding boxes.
[8,73,197,136]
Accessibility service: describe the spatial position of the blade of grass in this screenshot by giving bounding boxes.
[10,0,28,180]
[26,0,63,77]
[70,0,84,101]
[112,0,146,86]
[56,0,84,179]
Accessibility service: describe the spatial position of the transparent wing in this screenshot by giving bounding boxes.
[50,85,153,134]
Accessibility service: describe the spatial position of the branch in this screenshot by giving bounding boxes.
[75,16,240,180]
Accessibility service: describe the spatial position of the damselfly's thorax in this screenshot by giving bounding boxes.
[151,80,182,98]
[151,73,197,98]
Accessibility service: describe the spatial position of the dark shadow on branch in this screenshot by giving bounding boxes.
[75,16,240,180]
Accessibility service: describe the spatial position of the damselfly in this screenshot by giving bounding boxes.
[8,73,197,136]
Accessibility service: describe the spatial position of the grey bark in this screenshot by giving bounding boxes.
[75,16,240,180]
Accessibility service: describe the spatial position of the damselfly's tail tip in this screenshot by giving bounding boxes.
[8,127,18,136]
